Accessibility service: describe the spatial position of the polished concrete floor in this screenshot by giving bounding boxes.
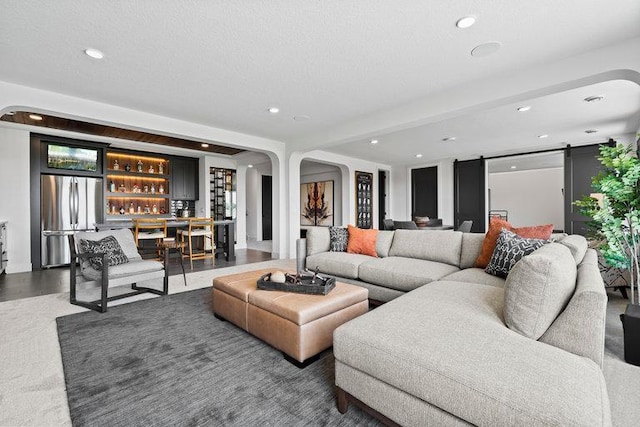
[0,248,274,302]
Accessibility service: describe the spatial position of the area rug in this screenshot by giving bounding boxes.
[56,288,379,426]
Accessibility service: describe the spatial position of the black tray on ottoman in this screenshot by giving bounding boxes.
[257,272,336,295]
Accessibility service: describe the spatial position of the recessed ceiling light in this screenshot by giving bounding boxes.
[416,154,423,158]
[584,95,604,103]
[267,107,280,114]
[442,137,456,142]
[537,134,549,139]
[511,166,517,169]
[517,106,531,112]
[456,15,477,29]
[248,164,253,168]
[84,48,104,59]
[585,129,599,134]
[471,41,501,57]
[28,114,43,121]
[201,143,209,148]
[293,115,311,121]
[370,139,379,144]
[5,111,15,115]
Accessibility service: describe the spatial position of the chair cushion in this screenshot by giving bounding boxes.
[306,252,372,279]
[79,235,129,270]
[81,259,164,281]
[187,229,212,237]
[137,231,166,239]
[334,281,611,427]
[388,230,463,266]
[358,257,459,292]
[504,243,577,339]
[485,229,548,278]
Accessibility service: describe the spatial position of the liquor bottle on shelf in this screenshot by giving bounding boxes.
[144,203,150,214]
[113,159,119,170]
[119,206,125,215]
[125,163,131,172]
[148,164,155,173]
[143,185,149,193]
[132,183,140,193]
[150,183,156,194]
[109,180,115,192]
[129,202,135,214]
[158,184,164,194]
[137,160,143,172]
[158,163,164,174]
[111,204,117,214]
[152,204,158,214]
[118,182,126,192]
[137,205,142,214]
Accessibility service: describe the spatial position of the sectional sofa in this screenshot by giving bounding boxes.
[299,227,610,426]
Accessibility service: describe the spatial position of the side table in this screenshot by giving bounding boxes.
[158,239,187,286]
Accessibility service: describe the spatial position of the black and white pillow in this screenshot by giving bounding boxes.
[79,235,129,270]
[485,229,548,278]
[329,226,349,252]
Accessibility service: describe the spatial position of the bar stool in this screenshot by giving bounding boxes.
[178,217,215,269]
[133,219,168,259]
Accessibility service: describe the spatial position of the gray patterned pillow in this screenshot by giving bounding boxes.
[79,236,129,270]
[485,229,548,278]
[329,226,349,252]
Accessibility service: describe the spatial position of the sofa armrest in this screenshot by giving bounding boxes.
[296,238,307,272]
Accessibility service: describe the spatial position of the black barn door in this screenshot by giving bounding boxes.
[261,175,272,240]
[411,166,438,218]
[454,158,485,232]
[564,142,613,235]
[378,170,387,229]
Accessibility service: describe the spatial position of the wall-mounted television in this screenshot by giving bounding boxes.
[47,144,98,172]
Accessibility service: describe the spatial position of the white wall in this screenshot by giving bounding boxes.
[489,167,564,230]
[300,161,342,226]
[0,128,32,272]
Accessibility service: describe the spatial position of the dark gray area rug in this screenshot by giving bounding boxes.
[56,288,379,426]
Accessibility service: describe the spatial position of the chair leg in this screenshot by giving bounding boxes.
[189,236,194,269]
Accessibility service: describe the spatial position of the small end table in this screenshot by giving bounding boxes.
[158,239,187,286]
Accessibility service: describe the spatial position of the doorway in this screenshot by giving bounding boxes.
[261,175,272,240]
[411,166,438,219]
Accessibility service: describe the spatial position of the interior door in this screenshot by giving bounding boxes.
[378,170,387,229]
[454,158,485,232]
[411,166,438,219]
[261,175,273,240]
[564,142,612,235]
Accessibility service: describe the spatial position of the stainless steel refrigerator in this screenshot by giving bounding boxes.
[41,175,104,267]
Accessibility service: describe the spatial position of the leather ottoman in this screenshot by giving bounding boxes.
[212,269,368,367]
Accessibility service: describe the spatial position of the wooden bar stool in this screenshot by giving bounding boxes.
[178,217,215,269]
[133,219,168,259]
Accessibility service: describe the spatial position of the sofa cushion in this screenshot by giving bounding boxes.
[442,268,506,288]
[375,230,394,258]
[474,218,554,268]
[459,233,485,269]
[388,230,463,266]
[557,234,589,265]
[359,257,459,292]
[306,252,372,279]
[485,229,548,278]
[504,243,577,340]
[81,259,164,281]
[79,235,129,270]
[334,281,611,427]
[329,226,349,252]
[346,225,378,257]
[305,227,330,256]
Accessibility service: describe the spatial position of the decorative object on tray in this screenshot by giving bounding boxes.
[257,268,336,295]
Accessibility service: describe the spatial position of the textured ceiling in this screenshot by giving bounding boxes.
[0,1,639,161]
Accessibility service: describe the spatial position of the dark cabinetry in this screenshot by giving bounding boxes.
[171,157,199,200]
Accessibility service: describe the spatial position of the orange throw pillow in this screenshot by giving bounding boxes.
[474,218,554,268]
[346,225,379,257]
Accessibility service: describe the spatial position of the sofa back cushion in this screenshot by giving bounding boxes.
[557,234,589,265]
[388,230,463,266]
[459,233,485,269]
[376,230,395,258]
[305,226,330,256]
[503,243,576,340]
[539,249,607,367]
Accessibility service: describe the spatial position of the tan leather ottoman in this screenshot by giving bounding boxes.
[212,270,368,367]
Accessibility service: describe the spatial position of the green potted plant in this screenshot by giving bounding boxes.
[576,142,640,364]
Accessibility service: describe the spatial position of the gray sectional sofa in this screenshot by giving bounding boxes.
[298,227,611,426]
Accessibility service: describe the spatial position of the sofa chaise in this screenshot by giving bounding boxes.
[298,227,610,426]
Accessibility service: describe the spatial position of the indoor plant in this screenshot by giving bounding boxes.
[576,142,640,364]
